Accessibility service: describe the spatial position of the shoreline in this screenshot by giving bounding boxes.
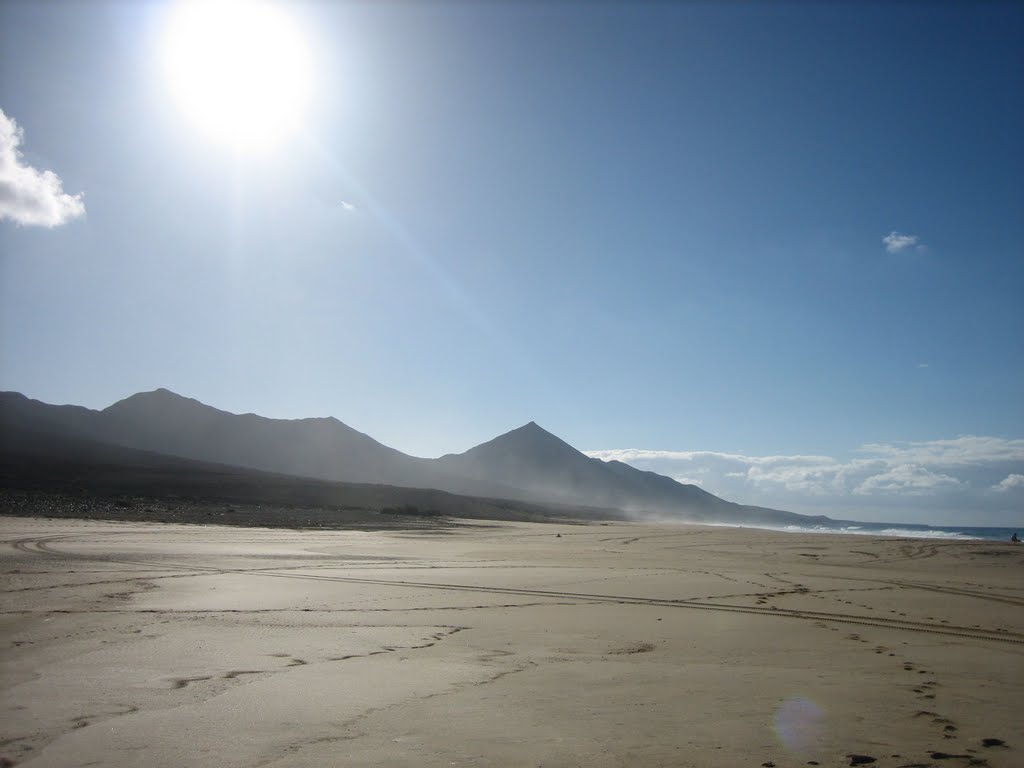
[698,519,1020,543]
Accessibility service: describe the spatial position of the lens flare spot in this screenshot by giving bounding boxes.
[773,696,825,756]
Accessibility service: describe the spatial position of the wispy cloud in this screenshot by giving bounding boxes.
[855,436,1024,467]
[994,473,1024,492]
[0,108,85,227]
[882,231,923,254]
[853,464,962,495]
[916,362,930,369]
[339,200,357,213]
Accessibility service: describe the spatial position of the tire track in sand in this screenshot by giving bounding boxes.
[13,533,1024,648]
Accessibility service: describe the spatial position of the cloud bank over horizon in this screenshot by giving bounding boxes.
[586,436,1024,527]
[0,107,85,228]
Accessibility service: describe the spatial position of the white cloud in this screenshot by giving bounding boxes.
[588,448,849,495]
[994,473,1024,492]
[853,464,962,496]
[585,436,1024,524]
[917,362,930,369]
[339,200,356,212]
[0,108,85,227]
[883,231,921,254]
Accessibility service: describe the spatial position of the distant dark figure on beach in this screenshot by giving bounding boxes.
[1012,532,1020,543]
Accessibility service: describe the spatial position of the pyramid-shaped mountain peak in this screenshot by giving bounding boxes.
[482,420,573,450]
[511,420,549,435]
[443,420,585,475]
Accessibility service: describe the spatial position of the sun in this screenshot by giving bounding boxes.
[161,0,313,152]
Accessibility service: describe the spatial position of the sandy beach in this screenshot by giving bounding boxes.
[1,516,1021,768]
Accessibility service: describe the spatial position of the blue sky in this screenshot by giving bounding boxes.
[1,1,1022,525]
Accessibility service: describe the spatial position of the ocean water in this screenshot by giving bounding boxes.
[774,521,1020,542]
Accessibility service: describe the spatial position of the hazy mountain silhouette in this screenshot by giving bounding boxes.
[436,421,668,507]
[99,389,421,484]
[0,390,101,440]
[435,420,809,524]
[0,390,525,500]
[1,389,828,526]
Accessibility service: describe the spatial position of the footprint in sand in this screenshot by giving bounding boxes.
[171,675,212,689]
[222,669,263,680]
[846,755,876,766]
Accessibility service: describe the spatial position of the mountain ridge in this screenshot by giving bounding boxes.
[0,388,829,527]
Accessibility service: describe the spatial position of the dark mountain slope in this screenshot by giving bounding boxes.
[98,389,420,485]
[0,390,526,500]
[1,389,828,526]
[0,418,624,527]
[0,391,101,443]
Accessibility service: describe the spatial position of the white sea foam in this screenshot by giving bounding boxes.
[684,520,989,540]
[779,524,978,540]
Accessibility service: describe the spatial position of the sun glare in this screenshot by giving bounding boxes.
[162,0,313,152]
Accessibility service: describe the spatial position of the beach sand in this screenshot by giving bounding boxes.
[2,516,1021,767]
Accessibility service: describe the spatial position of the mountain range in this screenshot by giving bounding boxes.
[0,388,828,527]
